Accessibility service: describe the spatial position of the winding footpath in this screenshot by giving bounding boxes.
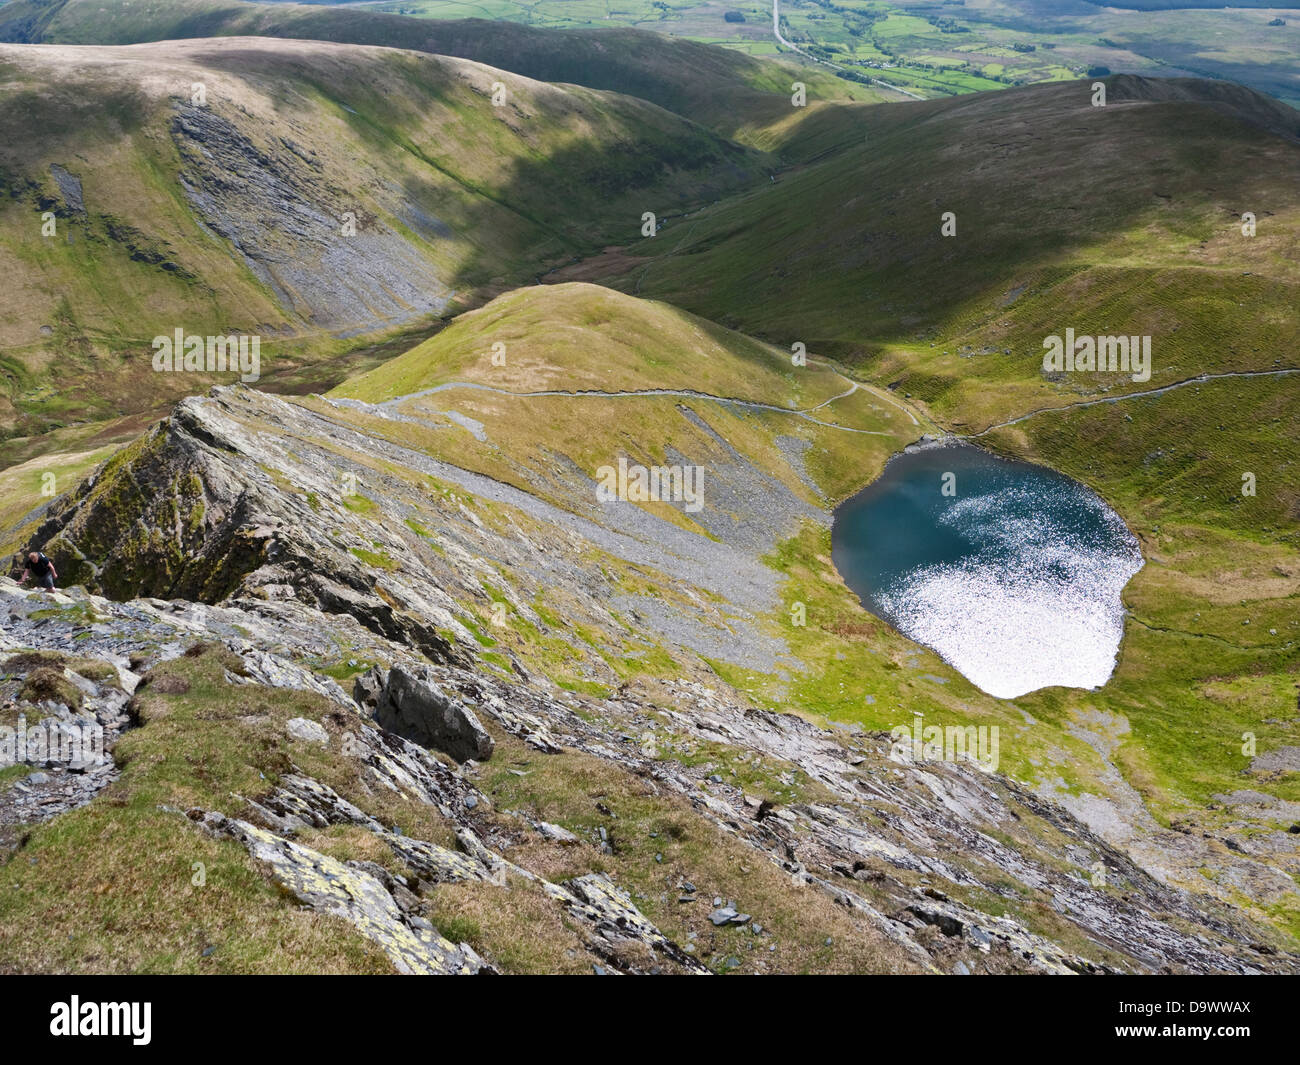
[332,364,1295,448]
[969,367,1300,437]
[331,362,923,437]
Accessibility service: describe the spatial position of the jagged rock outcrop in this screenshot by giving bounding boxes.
[8,388,1297,974]
[27,391,472,669]
[4,576,1295,973]
[0,637,132,845]
[192,810,492,975]
[243,768,707,974]
[376,665,494,763]
[352,665,385,711]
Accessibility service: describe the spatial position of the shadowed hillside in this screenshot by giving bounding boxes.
[0,0,903,156]
[0,35,765,449]
[566,74,1300,428]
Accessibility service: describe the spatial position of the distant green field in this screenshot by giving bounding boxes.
[370,0,1300,103]
[369,0,1070,96]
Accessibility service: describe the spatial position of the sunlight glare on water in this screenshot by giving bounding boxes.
[831,442,1143,700]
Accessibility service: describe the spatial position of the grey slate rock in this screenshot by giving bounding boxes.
[286,717,329,745]
[376,665,494,762]
[352,665,387,710]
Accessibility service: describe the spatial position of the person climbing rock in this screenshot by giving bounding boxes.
[18,550,58,592]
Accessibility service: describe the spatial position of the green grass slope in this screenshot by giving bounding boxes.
[514,82,1300,936]
[222,280,1300,941]
[334,281,851,407]
[325,282,918,538]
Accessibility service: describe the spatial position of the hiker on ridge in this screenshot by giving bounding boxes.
[17,550,58,592]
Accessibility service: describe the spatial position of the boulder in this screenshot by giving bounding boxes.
[286,717,329,746]
[376,665,493,762]
[352,665,387,711]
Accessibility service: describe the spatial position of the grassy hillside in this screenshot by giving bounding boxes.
[55,279,1300,941]
[326,282,918,538]
[5,268,1297,950]
[569,74,1300,425]
[0,9,1294,954]
[335,282,851,406]
[0,35,766,454]
[0,0,898,156]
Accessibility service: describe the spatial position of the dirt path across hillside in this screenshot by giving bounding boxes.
[970,367,1300,437]
[335,360,925,437]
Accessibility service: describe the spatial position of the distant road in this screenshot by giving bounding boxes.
[771,0,925,101]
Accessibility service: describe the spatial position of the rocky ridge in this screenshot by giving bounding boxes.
[2,574,1295,973]
[3,385,1297,973]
